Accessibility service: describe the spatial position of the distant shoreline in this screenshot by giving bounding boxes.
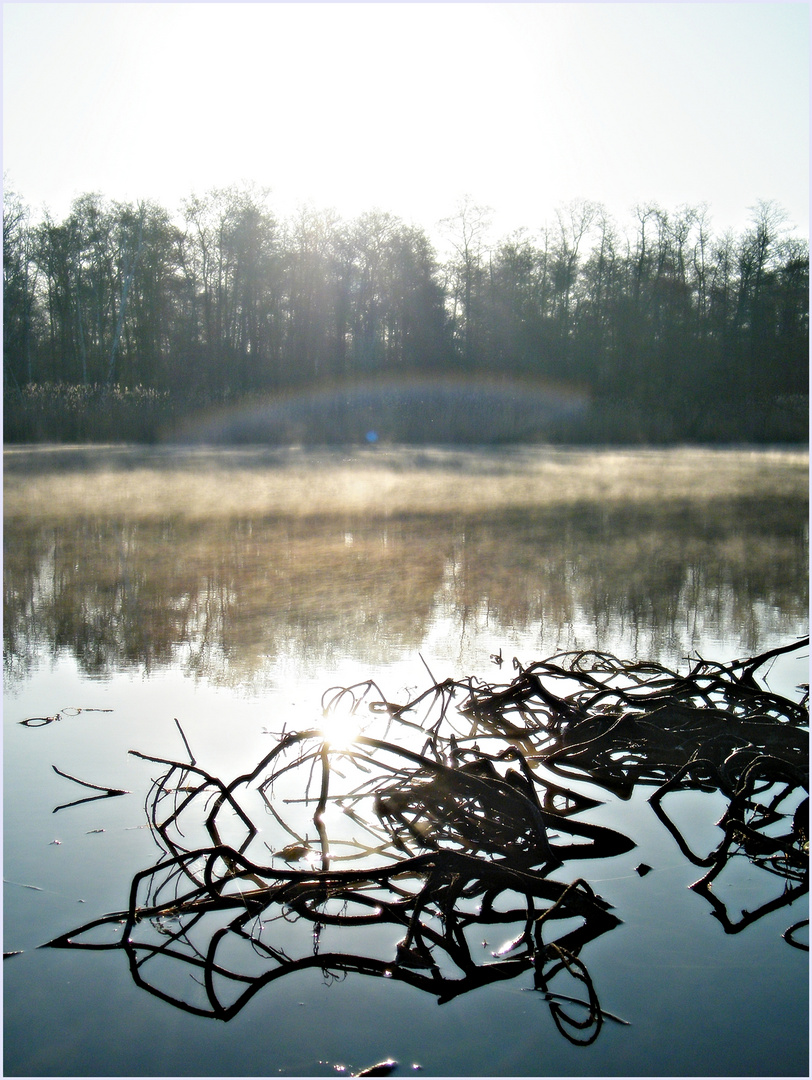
[4,381,808,448]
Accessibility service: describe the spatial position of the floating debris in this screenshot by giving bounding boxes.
[20,707,114,727]
[4,879,43,892]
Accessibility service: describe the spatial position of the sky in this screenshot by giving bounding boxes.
[3,2,809,247]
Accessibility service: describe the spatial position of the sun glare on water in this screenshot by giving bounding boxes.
[315,677,383,752]
[318,709,365,753]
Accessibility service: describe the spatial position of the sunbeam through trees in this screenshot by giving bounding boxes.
[4,185,807,445]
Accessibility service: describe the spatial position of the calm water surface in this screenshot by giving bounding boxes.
[3,445,808,1077]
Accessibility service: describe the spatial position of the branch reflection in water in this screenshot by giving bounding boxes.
[43,640,808,1045]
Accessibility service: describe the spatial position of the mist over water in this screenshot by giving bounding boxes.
[4,445,807,688]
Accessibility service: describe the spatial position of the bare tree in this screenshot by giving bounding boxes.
[440,195,493,366]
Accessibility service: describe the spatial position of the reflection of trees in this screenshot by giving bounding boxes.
[452,499,808,656]
[4,497,808,685]
[45,642,807,1039]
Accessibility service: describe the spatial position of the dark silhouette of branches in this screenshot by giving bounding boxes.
[40,639,807,1038]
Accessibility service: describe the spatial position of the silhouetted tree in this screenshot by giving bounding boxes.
[4,182,807,444]
[3,183,40,389]
[440,195,493,368]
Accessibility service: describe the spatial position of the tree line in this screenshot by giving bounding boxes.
[3,182,808,442]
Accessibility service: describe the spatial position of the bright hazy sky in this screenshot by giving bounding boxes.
[3,2,809,245]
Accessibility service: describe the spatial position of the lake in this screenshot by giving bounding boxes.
[3,444,809,1077]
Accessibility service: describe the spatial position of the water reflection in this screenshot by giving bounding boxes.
[43,643,807,1043]
[6,447,808,1076]
[4,497,807,688]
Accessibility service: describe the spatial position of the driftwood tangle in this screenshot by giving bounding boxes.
[43,639,808,1045]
